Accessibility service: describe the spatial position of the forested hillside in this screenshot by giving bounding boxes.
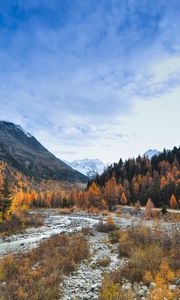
[0,146,179,223]
[0,162,79,221]
[88,146,180,209]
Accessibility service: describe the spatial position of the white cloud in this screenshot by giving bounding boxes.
[0,1,180,162]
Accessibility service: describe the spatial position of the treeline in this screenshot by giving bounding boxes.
[0,162,78,220]
[1,146,180,221]
[87,146,180,209]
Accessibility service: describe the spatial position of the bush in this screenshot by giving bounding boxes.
[0,233,89,299]
[161,204,167,214]
[99,276,133,300]
[95,257,111,268]
[96,217,116,233]
[116,225,180,283]
[108,230,121,244]
[125,244,163,282]
[0,212,43,236]
[101,225,180,299]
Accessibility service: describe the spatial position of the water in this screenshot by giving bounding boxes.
[0,210,100,256]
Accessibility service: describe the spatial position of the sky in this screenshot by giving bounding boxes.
[0,0,180,163]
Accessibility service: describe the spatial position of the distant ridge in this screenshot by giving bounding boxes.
[0,121,88,183]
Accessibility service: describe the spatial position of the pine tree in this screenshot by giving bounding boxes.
[0,177,12,221]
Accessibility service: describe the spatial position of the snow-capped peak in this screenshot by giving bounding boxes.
[67,159,108,178]
[143,149,160,159]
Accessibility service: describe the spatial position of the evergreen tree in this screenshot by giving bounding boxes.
[0,177,12,221]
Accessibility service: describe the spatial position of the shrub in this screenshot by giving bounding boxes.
[99,276,133,300]
[161,204,167,214]
[0,212,43,236]
[95,257,111,268]
[0,233,89,299]
[81,226,94,236]
[108,230,121,244]
[96,217,116,233]
[117,225,179,283]
[125,244,163,282]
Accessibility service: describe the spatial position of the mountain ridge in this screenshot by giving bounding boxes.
[0,121,88,183]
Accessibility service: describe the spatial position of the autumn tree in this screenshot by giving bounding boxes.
[120,192,128,205]
[145,197,154,220]
[88,182,101,208]
[104,177,119,211]
[170,194,177,209]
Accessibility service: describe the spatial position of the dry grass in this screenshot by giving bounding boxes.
[160,211,180,222]
[0,233,89,300]
[99,276,133,300]
[95,257,111,268]
[57,207,74,214]
[100,224,180,299]
[117,225,180,282]
[0,212,43,236]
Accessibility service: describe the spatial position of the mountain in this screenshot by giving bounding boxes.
[0,121,88,183]
[67,159,107,178]
[143,149,161,159]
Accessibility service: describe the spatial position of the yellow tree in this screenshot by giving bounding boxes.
[170,194,177,209]
[145,197,154,220]
[160,176,166,189]
[104,177,119,211]
[88,182,101,208]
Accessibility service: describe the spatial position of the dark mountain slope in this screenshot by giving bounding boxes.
[0,121,88,183]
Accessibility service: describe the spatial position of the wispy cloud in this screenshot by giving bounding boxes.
[0,1,180,161]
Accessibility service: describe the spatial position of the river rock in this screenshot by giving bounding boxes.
[142,285,148,292]
[168,284,176,291]
[175,278,180,285]
[149,282,156,289]
[138,289,145,296]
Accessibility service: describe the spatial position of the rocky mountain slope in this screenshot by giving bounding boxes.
[0,121,87,183]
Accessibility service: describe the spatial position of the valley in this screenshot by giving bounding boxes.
[0,122,179,299]
[0,208,179,299]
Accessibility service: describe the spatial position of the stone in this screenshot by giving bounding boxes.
[175,278,180,286]
[142,285,148,292]
[146,291,151,297]
[168,284,176,291]
[0,282,7,288]
[122,283,132,291]
[149,282,156,289]
[138,289,145,296]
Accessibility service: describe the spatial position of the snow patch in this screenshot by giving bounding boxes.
[15,125,33,138]
[143,149,160,159]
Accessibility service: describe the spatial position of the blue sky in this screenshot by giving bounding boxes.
[0,0,180,163]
